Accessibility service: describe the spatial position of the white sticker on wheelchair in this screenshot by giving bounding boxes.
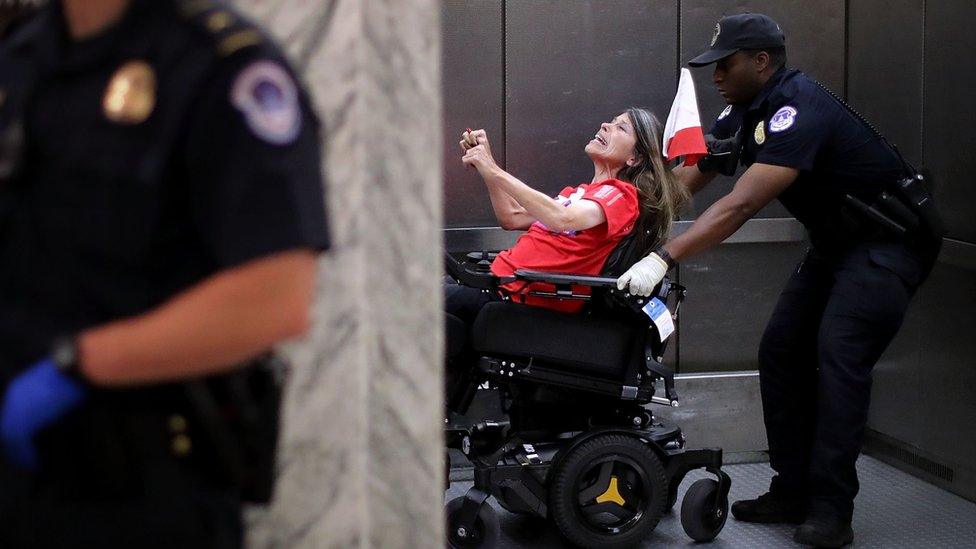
[642,298,675,342]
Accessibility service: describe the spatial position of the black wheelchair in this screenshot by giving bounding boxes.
[444,232,732,548]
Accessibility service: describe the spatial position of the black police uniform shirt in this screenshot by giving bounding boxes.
[0,0,331,375]
[709,67,906,247]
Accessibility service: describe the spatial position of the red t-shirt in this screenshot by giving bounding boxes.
[491,178,639,313]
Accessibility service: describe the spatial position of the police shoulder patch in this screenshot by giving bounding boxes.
[231,60,302,145]
[717,105,733,121]
[769,106,798,133]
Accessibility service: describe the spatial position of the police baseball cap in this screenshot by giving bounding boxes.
[688,13,785,67]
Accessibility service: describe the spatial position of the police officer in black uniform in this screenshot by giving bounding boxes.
[617,13,943,548]
[0,0,330,547]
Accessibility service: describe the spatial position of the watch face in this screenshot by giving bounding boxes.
[52,338,78,372]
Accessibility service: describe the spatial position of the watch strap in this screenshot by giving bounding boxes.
[655,247,677,271]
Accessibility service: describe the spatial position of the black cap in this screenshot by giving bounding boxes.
[688,13,785,67]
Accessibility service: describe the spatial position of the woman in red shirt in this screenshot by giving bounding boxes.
[447,107,688,324]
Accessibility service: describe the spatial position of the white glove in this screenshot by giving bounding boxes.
[616,252,669,297]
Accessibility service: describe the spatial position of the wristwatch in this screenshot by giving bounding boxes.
[655,247,677,271]
[51,337,84,379]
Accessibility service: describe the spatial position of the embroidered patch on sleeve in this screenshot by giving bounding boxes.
[769,106,797,133]
[230,60,301,145]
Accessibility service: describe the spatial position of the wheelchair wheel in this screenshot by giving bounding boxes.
[445,496,499,548]
[549,434,666,548]
[680,478,728,542]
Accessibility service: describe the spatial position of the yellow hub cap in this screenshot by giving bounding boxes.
[595,475,626,507]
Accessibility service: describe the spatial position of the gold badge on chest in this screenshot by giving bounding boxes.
[103,60,156,124]
[754,120,766,145]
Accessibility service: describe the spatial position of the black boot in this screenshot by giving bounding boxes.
[730,492,806,524]
[793,514,854,547]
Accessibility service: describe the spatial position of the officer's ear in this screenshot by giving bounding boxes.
[754,51,771,73]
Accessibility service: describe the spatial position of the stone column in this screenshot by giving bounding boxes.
[235,1,443,547]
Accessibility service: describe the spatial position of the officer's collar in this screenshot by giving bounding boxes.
[44,0,157,74]
[746,66,791,112]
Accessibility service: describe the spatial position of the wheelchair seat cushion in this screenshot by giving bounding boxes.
[471,301,637,378]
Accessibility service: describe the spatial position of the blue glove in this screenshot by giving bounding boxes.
[1,359,87,469]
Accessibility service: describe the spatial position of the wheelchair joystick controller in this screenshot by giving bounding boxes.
[477,250,492,272]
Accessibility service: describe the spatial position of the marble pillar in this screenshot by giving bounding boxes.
[234,1,443,547]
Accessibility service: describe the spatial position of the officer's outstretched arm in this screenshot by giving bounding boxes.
[674,165,718,195]
[74,249,317,387]
[664,163,798,261]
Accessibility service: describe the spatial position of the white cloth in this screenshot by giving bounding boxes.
[662,68,707,166]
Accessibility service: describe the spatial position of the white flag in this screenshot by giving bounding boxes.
[662,68,707,166]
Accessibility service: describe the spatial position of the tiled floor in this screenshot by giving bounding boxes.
[445,455,976,548]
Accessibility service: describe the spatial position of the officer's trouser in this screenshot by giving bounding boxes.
[757,240,936,521]
[0,448,242,549]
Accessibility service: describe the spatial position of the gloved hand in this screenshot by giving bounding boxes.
[616,252,669,297]
[696,130,742,176]
[1,359,87,469]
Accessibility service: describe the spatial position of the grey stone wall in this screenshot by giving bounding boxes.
[235,1,443,547]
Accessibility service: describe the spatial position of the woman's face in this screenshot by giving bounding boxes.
[585,112,638,169]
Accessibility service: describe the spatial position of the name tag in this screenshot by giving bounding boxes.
[642,297,675,342]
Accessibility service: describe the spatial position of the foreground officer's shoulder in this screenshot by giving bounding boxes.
[0,6,49,54]
[0,5,40,40]
[176,0,311,147]
[175,0,291,65]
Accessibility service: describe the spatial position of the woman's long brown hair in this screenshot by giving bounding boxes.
[615,107,690,256]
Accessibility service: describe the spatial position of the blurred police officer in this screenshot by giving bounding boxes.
[617,13,943,548]
[0,0,330,547]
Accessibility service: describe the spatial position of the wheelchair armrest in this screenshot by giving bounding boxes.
[515,269,684,308]
[513,269,619,301]
[513,269,618,288]
[445,251,512,290]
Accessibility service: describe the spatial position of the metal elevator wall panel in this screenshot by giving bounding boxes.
[847,1,976,503]
[677,241,808,373]
[847,0,955,494]
[847,0,924,167]
[504,1,678,199]
[869,258,976,501]
[923,1,976,244]
[441,0,505,228]
[680,0,845,218]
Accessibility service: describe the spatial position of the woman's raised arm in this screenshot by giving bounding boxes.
[459,129,535,230]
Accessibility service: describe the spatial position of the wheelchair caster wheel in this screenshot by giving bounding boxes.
[680,478,728,542]
[445,496,499,548]
[549,434,666,548]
